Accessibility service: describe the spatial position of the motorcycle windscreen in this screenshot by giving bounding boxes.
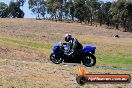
[82,46,96,54]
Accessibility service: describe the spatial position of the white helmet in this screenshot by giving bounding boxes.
[65,34,72,42]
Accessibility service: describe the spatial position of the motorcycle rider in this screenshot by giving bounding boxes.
[64,34,83,56]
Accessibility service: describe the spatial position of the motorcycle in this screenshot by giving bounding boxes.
[50,42,96,67]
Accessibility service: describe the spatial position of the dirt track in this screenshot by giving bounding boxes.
[0,59,132,88]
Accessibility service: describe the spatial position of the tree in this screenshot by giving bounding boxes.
[17,0,26,7]
[0,1,24,18]
[47,0,64,21]
[85,0,100,25]
[47,0,55,20]
[8,1,24,18]
[111,0,132,31]
[122,1,132,31]
[27,0,132,32]
[101,2,112,26]
[74,0,90,24]
[28,0,47,19]
[0,2,9,18]
[64,0,75,21]
[58,0,63,21]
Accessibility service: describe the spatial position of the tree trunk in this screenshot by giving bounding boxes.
[123,18,127,32]
[71,15,74,21]
[90,17,92,26]
[115,23,119,29]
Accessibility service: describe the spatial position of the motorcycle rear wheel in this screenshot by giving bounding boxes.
[82,53,96,67]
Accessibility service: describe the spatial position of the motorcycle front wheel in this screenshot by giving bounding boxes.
[50,53,63,64]
[82,53,96,67]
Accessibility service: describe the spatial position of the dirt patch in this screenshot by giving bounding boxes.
[0,45,48,62]
[0,59,131,88]
[0,19,132,40]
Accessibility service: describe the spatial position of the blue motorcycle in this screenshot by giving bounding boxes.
[50,42,96,67]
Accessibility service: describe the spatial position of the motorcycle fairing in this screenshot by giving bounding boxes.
[52,44,60,55]
[82,46,96,54]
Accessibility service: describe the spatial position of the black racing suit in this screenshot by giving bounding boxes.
[67,38,83,56]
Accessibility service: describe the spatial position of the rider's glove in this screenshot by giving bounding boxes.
[68,49,74,56]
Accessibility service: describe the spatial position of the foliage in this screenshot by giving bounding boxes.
[17,0,26,6]
[0,1,25,18]
[8,1,24,18]
[28,0,47,19]
[47,0,63,20]
[111,0,132,31]
[74,0,89,23]
[0,2,9,18]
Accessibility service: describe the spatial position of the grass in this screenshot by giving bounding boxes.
[97,54,132,68]
[0,36,132,68]
[0,37,52,53]
[76,35,132,68]
[96,45,132,68]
